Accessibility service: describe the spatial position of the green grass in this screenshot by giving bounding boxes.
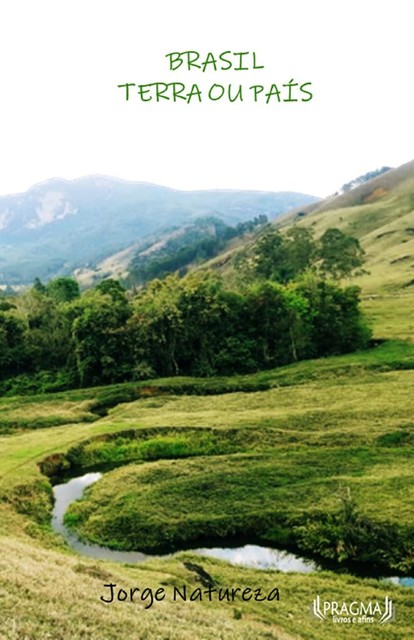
[1,524,412,639]
[0,395,95,433]
[1,294,414,637]
[2,338,414,437]
[63,436,413,571]
[45,428,246,475]
[66,445,405,521]
[206,164,414,297]
[361,293,414,341]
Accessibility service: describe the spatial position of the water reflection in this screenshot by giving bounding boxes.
[52,473,155,562]
[195,544,318,572]
[384,577,414,587]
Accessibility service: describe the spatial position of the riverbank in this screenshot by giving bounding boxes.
[54,471,414,588]
[1,332,414,637]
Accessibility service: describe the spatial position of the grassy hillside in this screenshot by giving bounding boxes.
[198,160,414,296]
[277,160,414,294]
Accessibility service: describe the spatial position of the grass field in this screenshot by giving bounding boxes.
[0,289,413,638]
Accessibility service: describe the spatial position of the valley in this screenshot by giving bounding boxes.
[0,162,414,638]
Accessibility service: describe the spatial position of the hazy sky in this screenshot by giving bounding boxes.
[0,0,412,198]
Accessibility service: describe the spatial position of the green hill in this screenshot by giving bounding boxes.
[278,159,414,294]
[197,159,414,348]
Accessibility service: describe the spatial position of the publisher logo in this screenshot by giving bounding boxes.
[311,595,395,625]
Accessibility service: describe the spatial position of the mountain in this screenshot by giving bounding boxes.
[281,159,414,220]
[193,159,414,295]
[0,176,318,285]
[274,159,414,293]
[75,215,270,287]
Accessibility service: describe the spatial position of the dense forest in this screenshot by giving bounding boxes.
[0,226,370,394]
[128,215,268,285]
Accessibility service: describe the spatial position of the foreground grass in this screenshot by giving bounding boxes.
[0,510,412,640]
[0,298,414,636]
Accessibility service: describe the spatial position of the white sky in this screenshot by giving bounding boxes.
[0,0,412,198]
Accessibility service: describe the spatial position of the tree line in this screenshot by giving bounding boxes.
[235,226,366,282]
[340,166,391,193]
[0,253,370,393]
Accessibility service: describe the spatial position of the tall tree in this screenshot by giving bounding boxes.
[317,228,365,279]
[71,289,132,386]
[294,274,371,356]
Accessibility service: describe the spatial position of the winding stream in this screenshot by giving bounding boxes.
[52,472,413,586]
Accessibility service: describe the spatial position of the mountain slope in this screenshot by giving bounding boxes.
[282,160,414,220]
[281,160,414,293]
[0,176,318,284]
[207,159,414,295]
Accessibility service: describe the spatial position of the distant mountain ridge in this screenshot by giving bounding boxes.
[0,175,318,284]
[281,160,414,221]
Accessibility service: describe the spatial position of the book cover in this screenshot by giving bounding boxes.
[0,1,412,639]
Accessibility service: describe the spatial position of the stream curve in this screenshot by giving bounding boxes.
[52,472,414,586]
